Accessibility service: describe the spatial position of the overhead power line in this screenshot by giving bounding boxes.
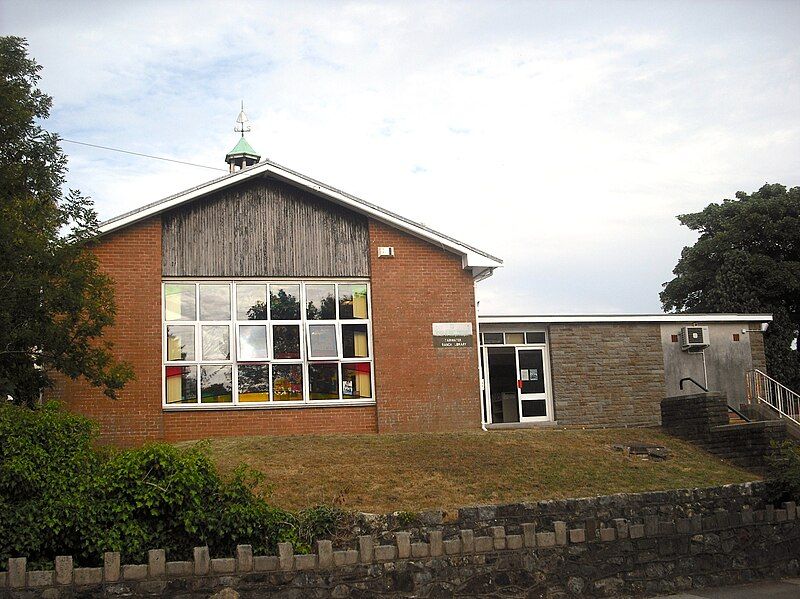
[61,139,228,172]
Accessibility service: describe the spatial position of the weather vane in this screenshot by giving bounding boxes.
[235,101,251,138]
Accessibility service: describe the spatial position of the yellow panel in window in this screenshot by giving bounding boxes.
[355,372,371,397]
[239,392,269,403]
[505,333,525,345]
[354,331,368,357]
[353,291,368,319]
[166,373,182,403]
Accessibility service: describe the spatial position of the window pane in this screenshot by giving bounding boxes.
[526,332,546,344]
[202,325,230,360]
[239,325,268,360]
[165,284,195,321]
[165,366,197,403]
[309,324,337,358]
[339,284,368,319]
[200,365,232,403]
[272,364,303,401]
[505,332,525,345]
[167,325,195,361]
[483,332,504,345]
[199,284,230,320]
[309,363,339,400]
[272,325,301,359]
[342,363,371,399]
[306,284,336,320]
[270,284,300,320]
[342,324,369,358]
[238,364,269,402]
[237,284,267,320]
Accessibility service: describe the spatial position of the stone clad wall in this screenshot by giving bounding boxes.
[2,499,798,598]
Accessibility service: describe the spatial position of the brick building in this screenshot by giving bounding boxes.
[50,133,771,444]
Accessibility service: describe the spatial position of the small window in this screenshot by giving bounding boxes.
[342,324,369,358]
[237,364,269,402]
[164,284,195,321]
[482,332,504,345]
[733,333,740,342]
[526,332,546,344]
[272,364,303,401]
[309,363,340,400]
[306,284,336,320]
[339,284,368,319]
[200,365,232,403]
[166,325,195,361]
[272,325,301,360]
[199,284,230,321]
[309,324,338,358]
[239,325,269,361]
[201,325,230,360]
[342,363,371,399]
[236,284,267,320]
[165,366,197,403]
[270,284,301,320]
[505,332,525,345]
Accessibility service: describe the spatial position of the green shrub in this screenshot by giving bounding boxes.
[0,402,345,568]
[765,440,800,505]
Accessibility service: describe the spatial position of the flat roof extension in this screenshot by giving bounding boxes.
[479,313,773,324]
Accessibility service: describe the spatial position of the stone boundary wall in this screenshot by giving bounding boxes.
[2,500,798,598]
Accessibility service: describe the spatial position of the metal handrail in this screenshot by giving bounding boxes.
[679,377,708,393]
[746,369,800,427]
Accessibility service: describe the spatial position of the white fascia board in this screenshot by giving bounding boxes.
[478,314,774,324]
[98,161,503,270]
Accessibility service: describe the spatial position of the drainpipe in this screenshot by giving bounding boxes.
[474,290,488,431]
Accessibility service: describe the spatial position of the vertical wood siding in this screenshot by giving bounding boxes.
[162,177,370,277]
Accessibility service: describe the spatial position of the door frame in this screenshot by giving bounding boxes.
[515,345,553,423]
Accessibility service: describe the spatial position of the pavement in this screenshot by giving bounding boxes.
[658,578,800,598]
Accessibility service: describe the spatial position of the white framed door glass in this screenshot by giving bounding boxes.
[515,346,552,422]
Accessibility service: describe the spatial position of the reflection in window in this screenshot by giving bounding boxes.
[165,365,197,403]
[202,325,230,360]
[200,365,232,403]
[239,325,268,361]
[526,332,546,344]
[505,332,525,345]
[165,284,195,321]
[342,324,369,358]
[238,364,269,402]
[309,324,337,358]
[309,363,339,400]
[339,284,368,319]
[482,333,504,345]
[167,325,195,361]
[237,284,267,320]
[199,285,230,321]
[270,284,300,320]
[342,363,371,399]
[272,325,301,359]
[272,364,303,401]
[306,284,336,320]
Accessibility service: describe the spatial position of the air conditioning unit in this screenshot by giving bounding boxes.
[680,326,710,351]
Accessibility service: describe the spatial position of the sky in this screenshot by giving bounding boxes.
[2,0,799,315]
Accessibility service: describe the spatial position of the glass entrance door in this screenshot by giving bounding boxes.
[516,347,550,422]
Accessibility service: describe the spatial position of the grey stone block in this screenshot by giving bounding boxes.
[8,557,26,588]
[395,532,411,559]
[166,561,193,577]
[194,546,210,576]
[317,540,334,568]
[294,554,317,570]
[374,545,397,562]
[690,515,702,533]
[600,528,616,542]
[644,515,659,536]
[73,567,102,586]
[27,570,54,588]
[741,508,754,524]
[490,526,507,550]
[358,535,373,564]
[474,536,494,553]
[554,521,568,546]
[104,551,120,582]
[344,550,358,565]
[629,524,644,539]
[148,549,166,577]
[0,572,6,589]
[253,556,279,572]
[122,564,148,581]
[613,518,629,539]
[676,518,691,534]
[54,555,72,585]
[211,558,236,574]
[429,530,443,556]
[569,528,586,543]
[522,523,537,548]
[507,534,523,550]
[444,539,462,555]
[536,532,556,548]
[236,545,253,572]
[461,529,474,553]
[278,542,294,571]
[333,551,349,567]
[411,543,429,558]
[776,509,788,522]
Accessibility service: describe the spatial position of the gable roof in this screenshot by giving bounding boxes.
[99,157,503,277]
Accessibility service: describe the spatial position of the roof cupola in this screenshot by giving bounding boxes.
[225,102,261,172]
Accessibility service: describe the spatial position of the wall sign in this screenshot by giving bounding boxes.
[432,322,473,348]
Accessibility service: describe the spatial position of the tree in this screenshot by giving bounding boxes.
[661,183,800,390]
[0,36,132,404]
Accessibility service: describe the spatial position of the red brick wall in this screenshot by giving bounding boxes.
[368,219,482,432]
[49,217,164,446]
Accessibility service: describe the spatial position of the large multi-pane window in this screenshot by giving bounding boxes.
[163,281,373,407]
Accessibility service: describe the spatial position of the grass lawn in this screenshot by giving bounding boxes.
[185,428,758,514]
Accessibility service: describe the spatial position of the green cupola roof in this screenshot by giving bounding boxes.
[226,136,259,159]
